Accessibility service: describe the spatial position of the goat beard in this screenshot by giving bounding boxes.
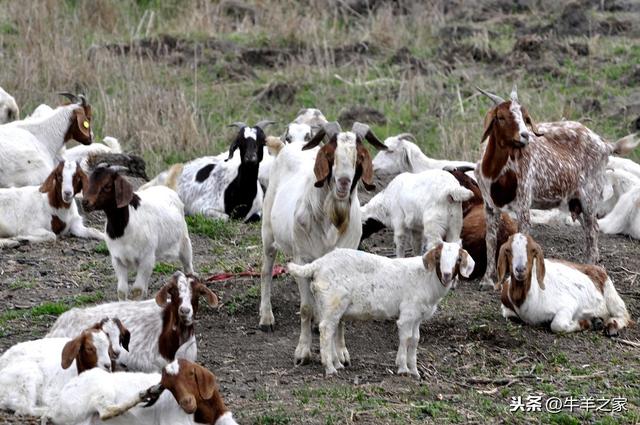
[325,194,351,235]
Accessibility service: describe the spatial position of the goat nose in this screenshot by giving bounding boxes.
[338,177,350,187]
[515,265,525,274]
[520,131,530,140]
[104,362,111,370]
[179,306,190,315]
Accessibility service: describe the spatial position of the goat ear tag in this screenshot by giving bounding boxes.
[83,120,90,129]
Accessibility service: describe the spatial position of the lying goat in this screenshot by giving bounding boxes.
[598,185,640,240]
[288,242,474,377]
[0,160,103,248]
[0,86,19,124]
[498,233,633,335]
[47,272,218,372]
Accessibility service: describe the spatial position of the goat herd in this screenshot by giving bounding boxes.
[0,84,639,424]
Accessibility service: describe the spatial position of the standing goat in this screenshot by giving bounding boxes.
[82,165,194,300]
[47,272,218,372]
[475,86,638,287]
[0,160,103,248]
[498,233,633,335]
[0,86,19,124]
[0,92,93,187]
[259,121,387,365]
[288,242,474,377]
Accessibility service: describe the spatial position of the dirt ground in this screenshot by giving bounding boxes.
[0,206,638,424]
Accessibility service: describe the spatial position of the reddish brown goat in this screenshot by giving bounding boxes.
[475,86,638,287]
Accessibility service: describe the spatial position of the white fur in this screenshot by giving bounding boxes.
[0,333,111,416]
[598,185,640,239]
[0,103,89,187]
[361,170,474,256]
[608,155,640,180]
[105,185,193,300]
[288,243,474,377]
[62,136,122,173]
[0,161,103,248]
[0,86,19,124]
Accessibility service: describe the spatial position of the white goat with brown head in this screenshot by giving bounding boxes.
[259,121,387,365]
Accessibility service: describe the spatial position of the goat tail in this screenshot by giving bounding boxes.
[449,186,475,203]
[603,278,634,328]
[102,136,122,153]
[287,262,317,279]
[266,136,284,156]
[611,133,639,156]
[164,163,184,191]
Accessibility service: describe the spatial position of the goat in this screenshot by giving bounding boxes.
[0,321,115,416]
[372,133,476,181]
[46,356,237,425]
[598,185,640,239]
[475,86,638,287]
[608,155,640,180]
[446,166,517,279]
[497,233,633,335]
[0,160,104,248]
[259,121,388,366]
[82,165,194,300]
[288,242,475,377]
[0,92,93,187]
[47,272,218,372]
[62,136,122,173]
[293,107,328,128]
[0,86,19,124]
[360,169,474,257]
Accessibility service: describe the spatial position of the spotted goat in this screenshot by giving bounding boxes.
[475,86,638,287]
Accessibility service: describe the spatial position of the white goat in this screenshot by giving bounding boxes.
[62,136,122,172]
[498,233,633,335]
[361,170,474,257]
[372,133,476,180]
[598,185,640,239]
[288,242,475,377]
[0,93,93,187]
[0,160,103,248]
[81,165,194,300]
[259,121,387,366]
[47,272,218,372]
[608,155,640,180]
[0,86,19,124]
[0,324,113,416]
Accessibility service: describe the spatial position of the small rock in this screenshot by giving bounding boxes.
[338,106,387,128]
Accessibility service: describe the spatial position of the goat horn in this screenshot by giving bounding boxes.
[109,165,129,173]
[352,122,387,150]
[301,121,341,151]
[78,94,88,106]
[58,92,78,103]
[510,84,518,102]
[255,120,276,130]
[476,87,505,105]
[228,122,248,129]
[396,133,417,143]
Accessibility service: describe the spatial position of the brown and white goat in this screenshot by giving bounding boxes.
[0,160,104,248]
[498,233,633,336]
[446,166,517,279]
[47,271,218,372]
[475,86,638,287]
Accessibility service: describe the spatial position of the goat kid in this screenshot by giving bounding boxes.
[82,165,194,300]
[497,233,633,335]
[47,272,218,372]
[475,86,638,287]
[0,160,103,248]
[288,242,474,377]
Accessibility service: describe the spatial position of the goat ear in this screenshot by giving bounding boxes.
[194,365,216,400]
[313,143,334,188]
[459,249,475,278]
[356,143,375,191]
[422,248,438,271]
[114,175,134,209]
[226,136,241,161]
[155,280,175,306]
[114,318,131,351]
[74,107,91,139]
[196,283,219,307]
[521,106,543,137]
[73,163,88,195]
[481,107,496,143]
[61,334,83,369]
[39,170,57,194]
[532,241,546,290]
[496,243,510,291]
[302,127,326,151]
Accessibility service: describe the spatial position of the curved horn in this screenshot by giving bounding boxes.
[255,120,275,130]
[352,122,388,151]
[476,87,505,105]
[109,165,129,173]
[396,133,417,143]
[96,162,110,169]
[228,122,248,129]
[510,84,518,102]
[78,94,88,106]
[301,121,341,151]
[58,92,78,103]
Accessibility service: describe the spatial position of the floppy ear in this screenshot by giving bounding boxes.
[422,248,438,271]
[155,277,177,307]
[481,107,496,143]
[39,170,58,194]
[356,143,375,191]
[532,241,546,290]
[302,127,326,151]
[194,365,216,400]
[114,175,134,208]
[521,106,543,137]
[496,243,510,290]
[74,107,91,139]
[458,249,475,278]
[114,318,131,351]
[61,334,83,369]
[196,283,219,307]
[73,164,88,195]
[313,142,335,188]
[226,135,241,161]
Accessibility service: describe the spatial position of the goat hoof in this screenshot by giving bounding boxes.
[324,367,338,377]
[294,356,310,366]
[117,290,127,301]
[130,287,143,300]
[259,323,275,333]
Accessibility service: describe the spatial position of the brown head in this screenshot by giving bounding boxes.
[81,165,137,212]
[61,322,113,374]
[59,92,93,145]
[497,233,546,295]
[423,241,475,287]
[39,160,88,208]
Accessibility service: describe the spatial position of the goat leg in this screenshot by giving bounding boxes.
[99,384,164,420]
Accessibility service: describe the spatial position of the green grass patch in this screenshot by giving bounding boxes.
[153,262,179,274]
[186,215,235,239]
[94,241,109,255]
